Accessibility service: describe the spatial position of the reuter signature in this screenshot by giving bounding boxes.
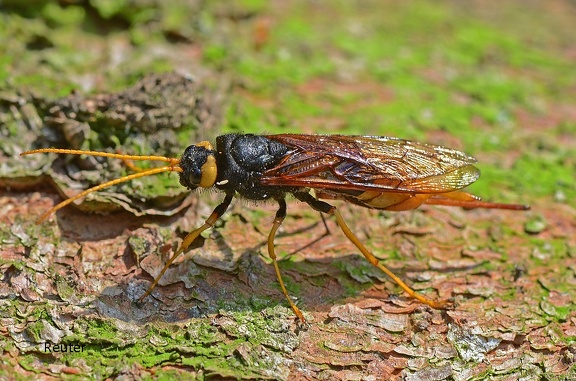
[44,342,85,353]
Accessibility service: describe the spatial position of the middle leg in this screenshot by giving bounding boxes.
[267,198,305,322]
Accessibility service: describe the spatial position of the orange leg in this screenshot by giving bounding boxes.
[295,192,444,309]
[138,194,233,302]
[331,208,443,308]
[267,199,306,322]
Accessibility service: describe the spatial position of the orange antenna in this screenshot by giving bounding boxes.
[20,148,183,222]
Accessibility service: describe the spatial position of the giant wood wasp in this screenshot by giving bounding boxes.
[22,133,529,322]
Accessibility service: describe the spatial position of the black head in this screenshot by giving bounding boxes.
[178,143,218,190]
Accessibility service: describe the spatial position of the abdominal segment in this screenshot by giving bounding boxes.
[315,189,432,211]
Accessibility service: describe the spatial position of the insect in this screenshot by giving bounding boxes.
[21,134,529,322]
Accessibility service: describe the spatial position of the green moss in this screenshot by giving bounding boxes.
[55,275,76,302]
[25,312,297,379]
[41,3,86,27]
[524,215,547,235]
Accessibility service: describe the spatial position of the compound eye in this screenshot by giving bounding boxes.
[188,168,202,186]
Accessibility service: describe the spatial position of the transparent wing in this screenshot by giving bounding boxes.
[261,134,480,194]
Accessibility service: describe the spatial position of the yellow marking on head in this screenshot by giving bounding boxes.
[196,141,214,150]
[199,154,217,188]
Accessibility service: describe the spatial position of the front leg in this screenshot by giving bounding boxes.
[139,193,234,302]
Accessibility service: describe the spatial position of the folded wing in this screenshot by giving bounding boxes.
[261,134,480,194]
